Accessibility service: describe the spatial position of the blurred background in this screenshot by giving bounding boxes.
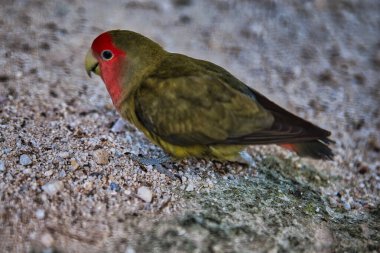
[0,0,379,252]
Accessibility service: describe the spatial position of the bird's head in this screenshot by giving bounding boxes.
[85,30,164,107]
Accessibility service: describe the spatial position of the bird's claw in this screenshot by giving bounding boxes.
[126,152,181,182]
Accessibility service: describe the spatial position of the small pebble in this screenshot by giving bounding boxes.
[15,71,23,79]
[35,209,45,219]
[125,246,136,253]
[114,149,123,158]
[94,149,109,165]
[40,233,54,247]
[44,170,54,177]
[110,182,120,191]
[137,186,153,203]
[343,201,351,211]
[58,170,66,178]
[70,158,80,170]
[83,181,94,191]
[357,162,369,174]
[0,160,5,171]
[20,154,32,166]
[23,168,31,174]
[185,184,194,192]
[328,197,338,208]
[42,181,64,196]
[58,151,70,159]
[3,148,11,154]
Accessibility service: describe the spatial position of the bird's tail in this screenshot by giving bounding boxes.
[280,138,334,160]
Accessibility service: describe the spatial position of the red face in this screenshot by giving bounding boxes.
[89,32,126,107]
[91,32,126,65]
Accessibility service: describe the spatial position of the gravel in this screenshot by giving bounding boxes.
[0,0,379,252]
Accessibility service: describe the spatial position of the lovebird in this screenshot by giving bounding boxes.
[85,30,333,164]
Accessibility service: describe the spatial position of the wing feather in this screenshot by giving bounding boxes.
[134,53,331,147]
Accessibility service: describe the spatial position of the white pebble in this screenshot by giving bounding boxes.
[35,209,45,219]
[125,246,136,253]
[20,154,32,166]
[42,181,64,196]
[137,186,153,203]
[343,202,351,211]
[40,233,54,247]
[23,168,31,174]
[44,170,54,177]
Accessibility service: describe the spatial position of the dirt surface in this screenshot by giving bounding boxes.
[1,0,379,252]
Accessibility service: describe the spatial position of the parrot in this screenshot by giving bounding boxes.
[85,30,333,165]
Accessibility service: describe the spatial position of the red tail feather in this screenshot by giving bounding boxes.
[279,141,333,160]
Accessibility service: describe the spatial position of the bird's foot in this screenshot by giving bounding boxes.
[126,152,181,181]
[224,151,256,167]
[238,151,256,167]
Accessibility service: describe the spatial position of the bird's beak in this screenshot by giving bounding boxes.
[85,50,99,78]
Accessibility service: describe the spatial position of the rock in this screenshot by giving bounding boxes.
[19,154,32,166]
[42,181,64,196]
[0,160,5,171]
[137,186,153,203]
[93,149,109,165]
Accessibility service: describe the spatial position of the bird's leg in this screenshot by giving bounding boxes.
[126,152,181,181]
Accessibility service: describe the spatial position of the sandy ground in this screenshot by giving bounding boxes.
[0,0,379,252]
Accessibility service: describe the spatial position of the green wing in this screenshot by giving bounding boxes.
[134,53,274,146]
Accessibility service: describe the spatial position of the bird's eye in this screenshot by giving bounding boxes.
[101,50,113,60]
